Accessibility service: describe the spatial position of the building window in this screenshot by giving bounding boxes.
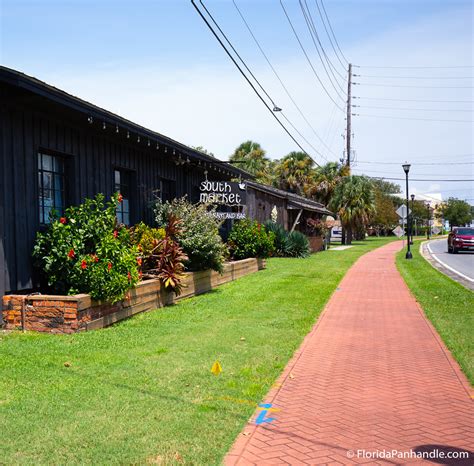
[160,179,176,202]
[114,169,131,225]
[38,152,66,224]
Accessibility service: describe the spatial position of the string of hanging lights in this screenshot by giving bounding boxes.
[85,115,237,177]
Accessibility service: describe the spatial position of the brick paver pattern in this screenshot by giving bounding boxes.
[225,242,473,465]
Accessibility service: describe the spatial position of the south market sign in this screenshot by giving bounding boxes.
[199,181,246,206]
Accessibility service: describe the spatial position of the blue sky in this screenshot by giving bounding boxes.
[1,0,472,202]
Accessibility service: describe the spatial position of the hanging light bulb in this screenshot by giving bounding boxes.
[164,146,168,153]
[147,139,151,147]
[137,135,140,143]
[115,124,119,134]
[87,116,93,124]
[126,131,130,139]
[102,122,106,130]
[173,149,176,155]
[156,142,160,150]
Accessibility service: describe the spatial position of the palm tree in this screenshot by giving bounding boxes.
[307,162,349,205]
[329,175,375,245]
[230,141,272,183]
[274,151,316,196]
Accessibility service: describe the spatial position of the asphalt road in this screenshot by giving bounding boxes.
[427,238,474,281]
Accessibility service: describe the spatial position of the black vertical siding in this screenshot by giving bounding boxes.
[0,102,6,318]
[0,83,234,303]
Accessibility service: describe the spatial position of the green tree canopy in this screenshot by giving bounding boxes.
[273,151,316,196]
[439,198,472,228]
[370,179,401,235]
[308,162,349,205]
[329,175,376,244]
[229,140,273,184]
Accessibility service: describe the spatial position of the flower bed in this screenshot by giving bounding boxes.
[2,258,265,334]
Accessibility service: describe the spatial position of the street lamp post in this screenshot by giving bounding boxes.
[426,202,431,240]
[410,194,415,245]
[402,163,412,259]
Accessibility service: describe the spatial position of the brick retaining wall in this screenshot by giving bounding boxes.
[2,258,265,334]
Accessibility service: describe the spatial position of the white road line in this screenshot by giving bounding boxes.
[427,242,474,283]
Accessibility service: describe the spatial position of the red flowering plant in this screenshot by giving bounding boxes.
[33,193,139,303]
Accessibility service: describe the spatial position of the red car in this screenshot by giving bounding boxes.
[447,227,474,253]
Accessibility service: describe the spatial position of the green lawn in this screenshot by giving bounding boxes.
[396,242,474,385]
[0,237,392,465]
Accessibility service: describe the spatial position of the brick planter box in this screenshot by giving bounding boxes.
[308,236,325,253]
[2,258,265,334]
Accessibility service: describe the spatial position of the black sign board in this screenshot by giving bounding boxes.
[199,181,247,206]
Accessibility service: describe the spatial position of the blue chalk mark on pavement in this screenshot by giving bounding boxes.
[255,403,276,425]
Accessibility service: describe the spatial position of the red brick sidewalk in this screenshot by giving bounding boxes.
[225,241,473,465]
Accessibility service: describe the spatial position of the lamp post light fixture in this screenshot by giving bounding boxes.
[402,163,412,259]
[410,194,415,245]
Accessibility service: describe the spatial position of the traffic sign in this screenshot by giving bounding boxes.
[393,225,404,238]
[396,205,411,219]
[432,226,441,235]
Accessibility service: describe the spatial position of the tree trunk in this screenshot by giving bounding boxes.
[346,225,353,245]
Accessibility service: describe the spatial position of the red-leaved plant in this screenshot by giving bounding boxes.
[144,214,188,295]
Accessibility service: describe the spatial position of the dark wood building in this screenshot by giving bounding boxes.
[0,66,250,310]
[245,181,332,231]
[0,67,333,320]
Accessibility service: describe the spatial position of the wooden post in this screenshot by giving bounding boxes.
[290,209,303,233]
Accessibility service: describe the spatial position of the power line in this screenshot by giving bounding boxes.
[354,113,473,123]
[191,0,321,166]
[232,0,336,159]
[299,0,347,91]
[354,74,474,80]
[279,0,345,112]
[354,65,474,69]
[196,0,277,108]
[280,113,329,162]
[354,168,472,177]
[353,104,473,113]
[355,159,474,166]
[354,82,474,89]
[319,0,349,65]
[368,176,474,182]
[313,0,346,71]
[353,96,474,104]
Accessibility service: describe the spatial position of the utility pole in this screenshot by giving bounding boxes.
[346,63,352,168]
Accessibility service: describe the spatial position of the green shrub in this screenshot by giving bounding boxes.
[263,220,288,256]
[129,222,166,270]
[286,231,311,258]
[33,193,140,303]
[154,197,227,272]
[228,219,275,260]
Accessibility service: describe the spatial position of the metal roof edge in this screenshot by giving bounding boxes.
[246,180,331,214]
[0,66,252,179]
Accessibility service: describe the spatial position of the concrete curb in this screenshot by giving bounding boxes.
[420,240,474,291]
